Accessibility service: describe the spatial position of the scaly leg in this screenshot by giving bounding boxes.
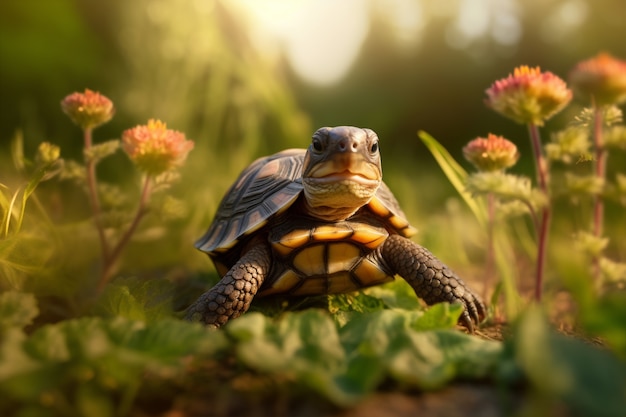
[186,243,271,328]
[382,234,486,332]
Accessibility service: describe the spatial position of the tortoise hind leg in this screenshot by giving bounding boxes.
[381,234,486,332]
[186,243,271,328]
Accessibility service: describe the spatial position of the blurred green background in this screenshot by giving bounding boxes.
[1,0,625,294]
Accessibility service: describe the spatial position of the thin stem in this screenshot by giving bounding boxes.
[484,192,496,301]
[527,123,551,302]
[98,175,152,291]
[592,106,606,281]
[84,127,110,260]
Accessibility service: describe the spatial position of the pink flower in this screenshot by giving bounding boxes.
[122,119,194,175]
[61,89,115,130]
[485,66,572,126]
[569,52,626,106]
[463,133,519,172]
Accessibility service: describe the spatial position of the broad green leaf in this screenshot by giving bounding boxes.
[94,277,176,322]
[411,302,463,331]
[228,310,345,374]
[363,279,422,310]
[582,291,626,357]
[1,316,228,415]
[327,292,386,326]
[0,328,39,381]
[0,291,38,331]
[388,329,502,390]
[512,307,626,417]
[338,309,501,403]
[123,318,228,360]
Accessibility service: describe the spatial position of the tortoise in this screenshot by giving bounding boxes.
[186,126,486,331]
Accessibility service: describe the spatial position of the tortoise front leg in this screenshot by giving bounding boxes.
[381,234,486,332]
[186,243,271,328]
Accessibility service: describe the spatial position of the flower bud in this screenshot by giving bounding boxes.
[463,134,519,172]
[485,66,572,126]
[122,119,194,176]
[35,142,61,166]
[61,89,115,130]
[569,52,626,107]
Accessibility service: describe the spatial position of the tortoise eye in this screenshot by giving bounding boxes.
[370,142,379,154]
[312,139,324,152]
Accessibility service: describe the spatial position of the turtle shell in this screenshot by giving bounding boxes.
[195,148,417,275]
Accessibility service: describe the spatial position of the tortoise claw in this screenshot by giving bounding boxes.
[458,291,486,333]
[459,310,475,333]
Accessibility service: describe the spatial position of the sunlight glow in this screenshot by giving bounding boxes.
[445,0,521,50]
[372,0,424,46]
[541,0,589,43]
[233,0,369,86]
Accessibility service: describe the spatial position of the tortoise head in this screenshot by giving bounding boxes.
[302,126,383,221]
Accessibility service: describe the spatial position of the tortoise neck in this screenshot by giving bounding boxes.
[300,196,365,222]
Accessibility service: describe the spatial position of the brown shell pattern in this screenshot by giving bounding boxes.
[195,148,417,262]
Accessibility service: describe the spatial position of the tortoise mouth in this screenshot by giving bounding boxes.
[306,158,381,185]
[307,170,380,186]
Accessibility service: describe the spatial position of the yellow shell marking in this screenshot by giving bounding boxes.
[352,226,388,249]
[353,258,393,285]
[262,270,301,295]
[273,229,311,256]
[312,224,353,241]
[327,242,361,274]
[291,277,327,295]
[327,272,358,293]
[293,244,326,275]
[367,197,390,217]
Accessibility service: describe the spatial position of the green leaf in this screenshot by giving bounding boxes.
[583,291,626,357]
[341,309,501,398]
[604,125,626,150]
[545,126,591,163]
[512,307,626,417]
[573,106,623,127]
[563,172,604,197]
[466,171,547,209]
[411,302,463,331]
[93,277,176,322]
[83,139,120,164]
[0,316,228,415]
[228,310,345,374]
[363,279,422,310]
[0,291,38,332]
[327,292,386,326]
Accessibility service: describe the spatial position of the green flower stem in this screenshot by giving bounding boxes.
[527,123,551,301]
[485,192,495,300]
[84,127,110,260]
[592,106,607,280]
[98,175,152,292]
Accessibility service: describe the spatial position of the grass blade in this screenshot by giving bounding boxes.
[417,130,486,226]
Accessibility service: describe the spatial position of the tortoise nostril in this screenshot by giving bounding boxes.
[338,138,358,152]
